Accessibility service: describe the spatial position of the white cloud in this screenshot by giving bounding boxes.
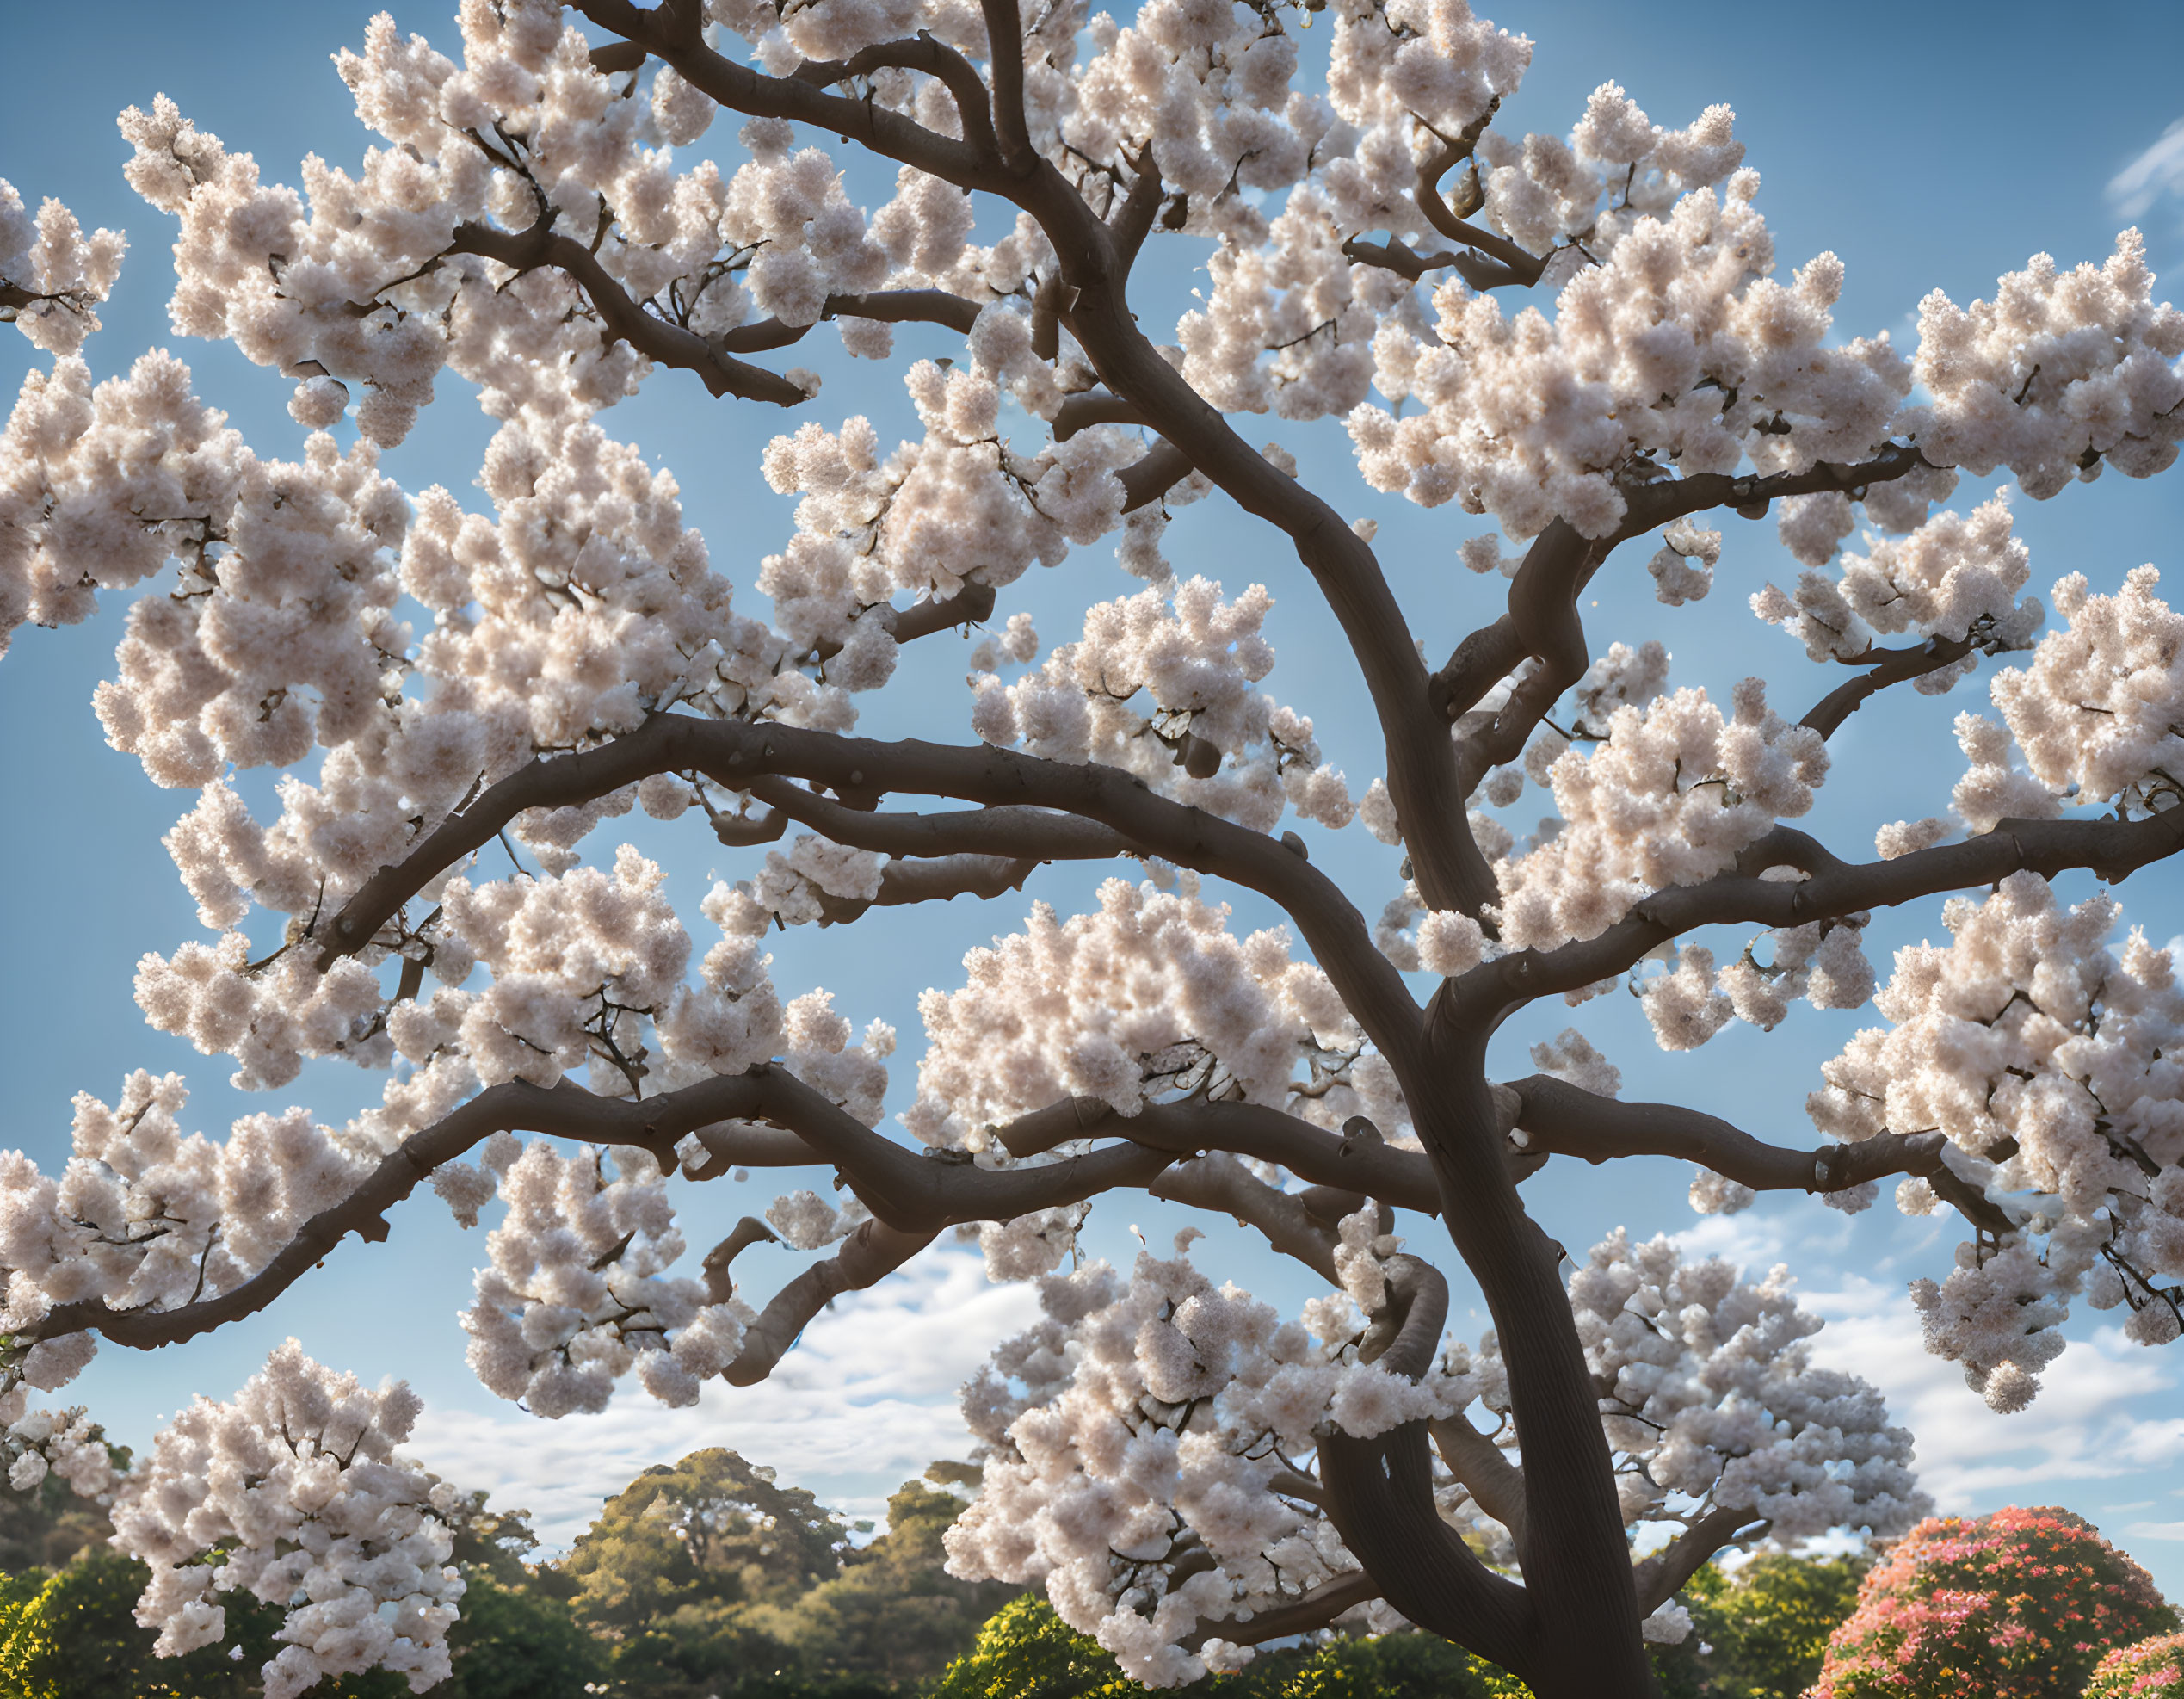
[2109,117,2184,219]
[1799,1270,2182,1507]
[2125,1521,2184,1541]
[407,1243,1041,1548]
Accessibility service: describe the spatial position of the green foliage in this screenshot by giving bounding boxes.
[2083,1629,2184,1697]
[1648,1554,1869,1699]
[563,1447,852,1645]
[0,1547,406,1697]
[561,1451,1023,1698]
[743,1477,1021,1688]
[0,1468,114,1578]
[1811,1506,2176,1699]
[928,1594,1506,1699]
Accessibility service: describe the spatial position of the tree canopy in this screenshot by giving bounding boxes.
[0,0,2181,1695]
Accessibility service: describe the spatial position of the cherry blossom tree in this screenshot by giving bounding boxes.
[1,0,2181,1695]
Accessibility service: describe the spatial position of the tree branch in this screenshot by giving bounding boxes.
[792,34,999,162]
[572,0,1005,192]
[1632,1505,1762,1616]
[447,221,808,405]
[1451,806,2184,1022]
[717,287,986,355]
[996,1098,1440,1214]
[1799,634,1977,739]
[314,714,1421,1071]
[723,1219,937,1384]
[978,0,1035,172]
[1151,1152,1339,1282]
[1506,1075,1957,1201]
[34,1067,1179,1352]
[1185,1571,1379,1652]
[1429,1414,1527,1552]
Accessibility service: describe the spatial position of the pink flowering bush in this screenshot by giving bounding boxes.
[1808,1507,2174,1698]
[2084,1631,2184,1698]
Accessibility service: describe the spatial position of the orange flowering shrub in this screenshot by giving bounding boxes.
[2084,1630,2184,1698]
[1808,1507,2175,1698]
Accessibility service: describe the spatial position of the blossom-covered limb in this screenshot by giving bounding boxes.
[1630,1505,1763,1616]
[445,220,807,404]
[1455,804,2184,1016]
[318,715,1420,1065]
[1148,1153,1339,1282]
[32,1067,1175,1354]
[1798,634,1977,738]
[1431,446,1929,731]
[1184,1572,1379,1652]
[996,1097,1440,1214]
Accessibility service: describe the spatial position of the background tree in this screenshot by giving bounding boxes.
[0,0,2181,1696]
[1809,1507,2176,1699]
[1648,1554,1867,1699]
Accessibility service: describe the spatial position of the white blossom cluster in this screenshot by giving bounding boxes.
[969,576,1354,832]
[1538,1231,1928,1541]
[945,1226,1922,1685]
[1355,177,1905,540]
[1751,495,2043,689]
[108,1341,462,1699]
[1811,874,2184,1408]
[1903,231,2184,497]
[1987,565,2184,817]
[0,1072,380,1396]
[0,1404,120,1501]
[0,177,125,359]
[945,1233,1468,1686]
[1490,677,1827,949]
[904,874,1404,1149]
[454,1135,756,1415]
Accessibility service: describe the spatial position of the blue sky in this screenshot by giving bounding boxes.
[4,0,2184,1584]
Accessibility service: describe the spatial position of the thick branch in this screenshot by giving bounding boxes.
[1632,1506,1762,1615]
[1186,1572,1379,1652]
[1507,1076,1959,1202]
[793,34,998,161]
[1614,445,1927,540]
[1429,1414,1527,1552]
[1052,390,1150,439]
[447,221,806,405]
[746,775,1140,862]
[996,1098,1440,1214]
[1454,806,2184,1021]
[1151,1153,1338,1282]
[1800,634,1976,739]
[978,0,1035,171]
[718,287,986,355]
[723,1219,937,1384]
[315,715,1420,1069]
[36,1067,1176,1350]
[888,578,997,642]
[1340,235,1465,282]
[1415,140,1543,286]
[1118,440,1195,511]
[573,0,1004,191]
